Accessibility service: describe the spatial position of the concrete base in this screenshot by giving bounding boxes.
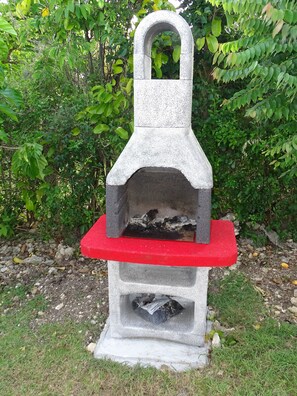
[94,319,211,371]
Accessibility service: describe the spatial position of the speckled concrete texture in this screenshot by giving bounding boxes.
[106,10,213,241]
[106,127,213,189]
[94,318,211,371]
[133,10,193,80]
[134,80,192,128]
[107,10,213,189]
[107,261,210,347]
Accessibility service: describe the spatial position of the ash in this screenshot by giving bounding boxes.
[124,209,196,240]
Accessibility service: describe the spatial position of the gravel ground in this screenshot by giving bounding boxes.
[1,233,296,338]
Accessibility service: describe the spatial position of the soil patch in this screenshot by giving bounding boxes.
[1,235,296,335]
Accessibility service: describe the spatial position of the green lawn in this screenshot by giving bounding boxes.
[1,273,296,396]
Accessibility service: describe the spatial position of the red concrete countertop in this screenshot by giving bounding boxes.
[81,215,237,267]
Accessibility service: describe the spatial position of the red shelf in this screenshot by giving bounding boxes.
[81,215,237,267]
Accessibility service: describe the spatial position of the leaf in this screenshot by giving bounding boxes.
[71,127,80,136]
[272,20,284,38]
[284,10,293,24]
[173,45,181,63]
[0,224,8,237]
[154,52,162,69]
[64,18,74,31]
[0,104,17,121]
[67,0,75,14]
[161,53,168,64]
[106,83,112,93]
[0,129,8,143]
[93,124,109,134]
[98,0,105,9]
[224,335,238,346]
[196,37,205,51]
[41,8,50,17]
[253,285,266,296]
[226,13,234,27]
[212,17,222,37]
[0,88,22,107]
[126,78,133,94]
[0,17,17,36]
[206,35,219,53]
[80,5,87,19]
[154,67,162,78]
[112,66,123,75]
[16,0,31,17]
[280,262,289,269]
[115,127,129,140]
[0,39,8,60]
[25,198,35,211]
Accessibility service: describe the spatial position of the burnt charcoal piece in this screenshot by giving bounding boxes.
[124,211,197,241]
[183,223,196,231]
[132,294,184,325]
[124,224,181,240]
[145,209,159,222]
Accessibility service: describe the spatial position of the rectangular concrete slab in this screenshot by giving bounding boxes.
[94,319,211,371]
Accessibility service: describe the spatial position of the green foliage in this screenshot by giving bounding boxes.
[0,0,177,238]
[81,79,132,140]
[192,87,297,237]
[0,16,17,36]
[187,0,225,54]
[209,0,297,177]
[12,143,48,180]
[0,0,295,240]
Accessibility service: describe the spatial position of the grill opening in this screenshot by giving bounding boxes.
[124,167,197,241]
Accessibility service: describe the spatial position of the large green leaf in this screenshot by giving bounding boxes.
[0,88,22,107]
[126,78,133,94]
[206,35,219,53]
[0,104,17,121]
[0,17,17,36]
[112,65,123,75]
[16,0,31,17]
[196,37,205,51]
[93,124,109,134]
[0,129,8,143]
[212,17,222,37]
[173,45,181,63]
[154,52,162,69]
[115,127,129,140]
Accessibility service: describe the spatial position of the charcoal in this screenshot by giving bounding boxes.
[145,209,159,222]
[124,210,197,240]
[132,294,184,324]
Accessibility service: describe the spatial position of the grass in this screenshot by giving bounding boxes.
[1,274,296,396]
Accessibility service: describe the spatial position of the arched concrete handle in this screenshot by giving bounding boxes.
[134,11,194,80]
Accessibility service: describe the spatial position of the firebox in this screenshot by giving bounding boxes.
[106,10,213,244]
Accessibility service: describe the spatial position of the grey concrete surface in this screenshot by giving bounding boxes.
[94,318,211,371]
[107,261,210,347]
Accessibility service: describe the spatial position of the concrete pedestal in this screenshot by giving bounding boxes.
[94,319,211,371]
[93,261,212,371]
